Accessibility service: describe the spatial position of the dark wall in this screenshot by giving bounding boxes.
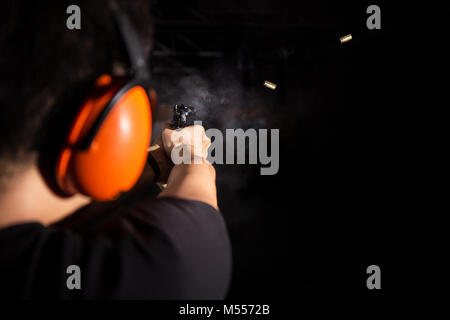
[151,0,450,297]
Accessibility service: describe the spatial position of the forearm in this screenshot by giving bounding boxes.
[158,162,218,210]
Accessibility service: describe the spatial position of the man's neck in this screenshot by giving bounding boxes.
[0,165,90,229]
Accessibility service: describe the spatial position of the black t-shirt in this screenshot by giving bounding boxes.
[0,197,231,299]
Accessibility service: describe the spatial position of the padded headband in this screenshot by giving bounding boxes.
[110,0,151,81]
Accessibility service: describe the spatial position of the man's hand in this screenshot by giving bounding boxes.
[161,123,212,164]
[148,123,212,183]
[158,123,218,210]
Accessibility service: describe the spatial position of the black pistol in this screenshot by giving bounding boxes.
[171,104,195,129]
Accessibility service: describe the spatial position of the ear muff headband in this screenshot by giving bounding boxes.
[110,0,150,81]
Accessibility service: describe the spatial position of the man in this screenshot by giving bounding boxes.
[0,0,231,299]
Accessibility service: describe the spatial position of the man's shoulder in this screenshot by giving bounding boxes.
[53,195,220,233]
[0,222,45,245]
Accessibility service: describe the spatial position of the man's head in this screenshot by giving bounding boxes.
[0,0,153,183]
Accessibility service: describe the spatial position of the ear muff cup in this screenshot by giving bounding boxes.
[55,75,152,201]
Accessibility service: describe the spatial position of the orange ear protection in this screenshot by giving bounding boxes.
[55,5,156,201]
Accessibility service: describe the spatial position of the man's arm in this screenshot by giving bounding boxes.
[156,124,219,210]
[159,162,218,210]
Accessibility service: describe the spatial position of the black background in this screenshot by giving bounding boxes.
[149,0,449,297]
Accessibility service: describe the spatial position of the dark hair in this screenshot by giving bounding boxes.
[0,0,152,166]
